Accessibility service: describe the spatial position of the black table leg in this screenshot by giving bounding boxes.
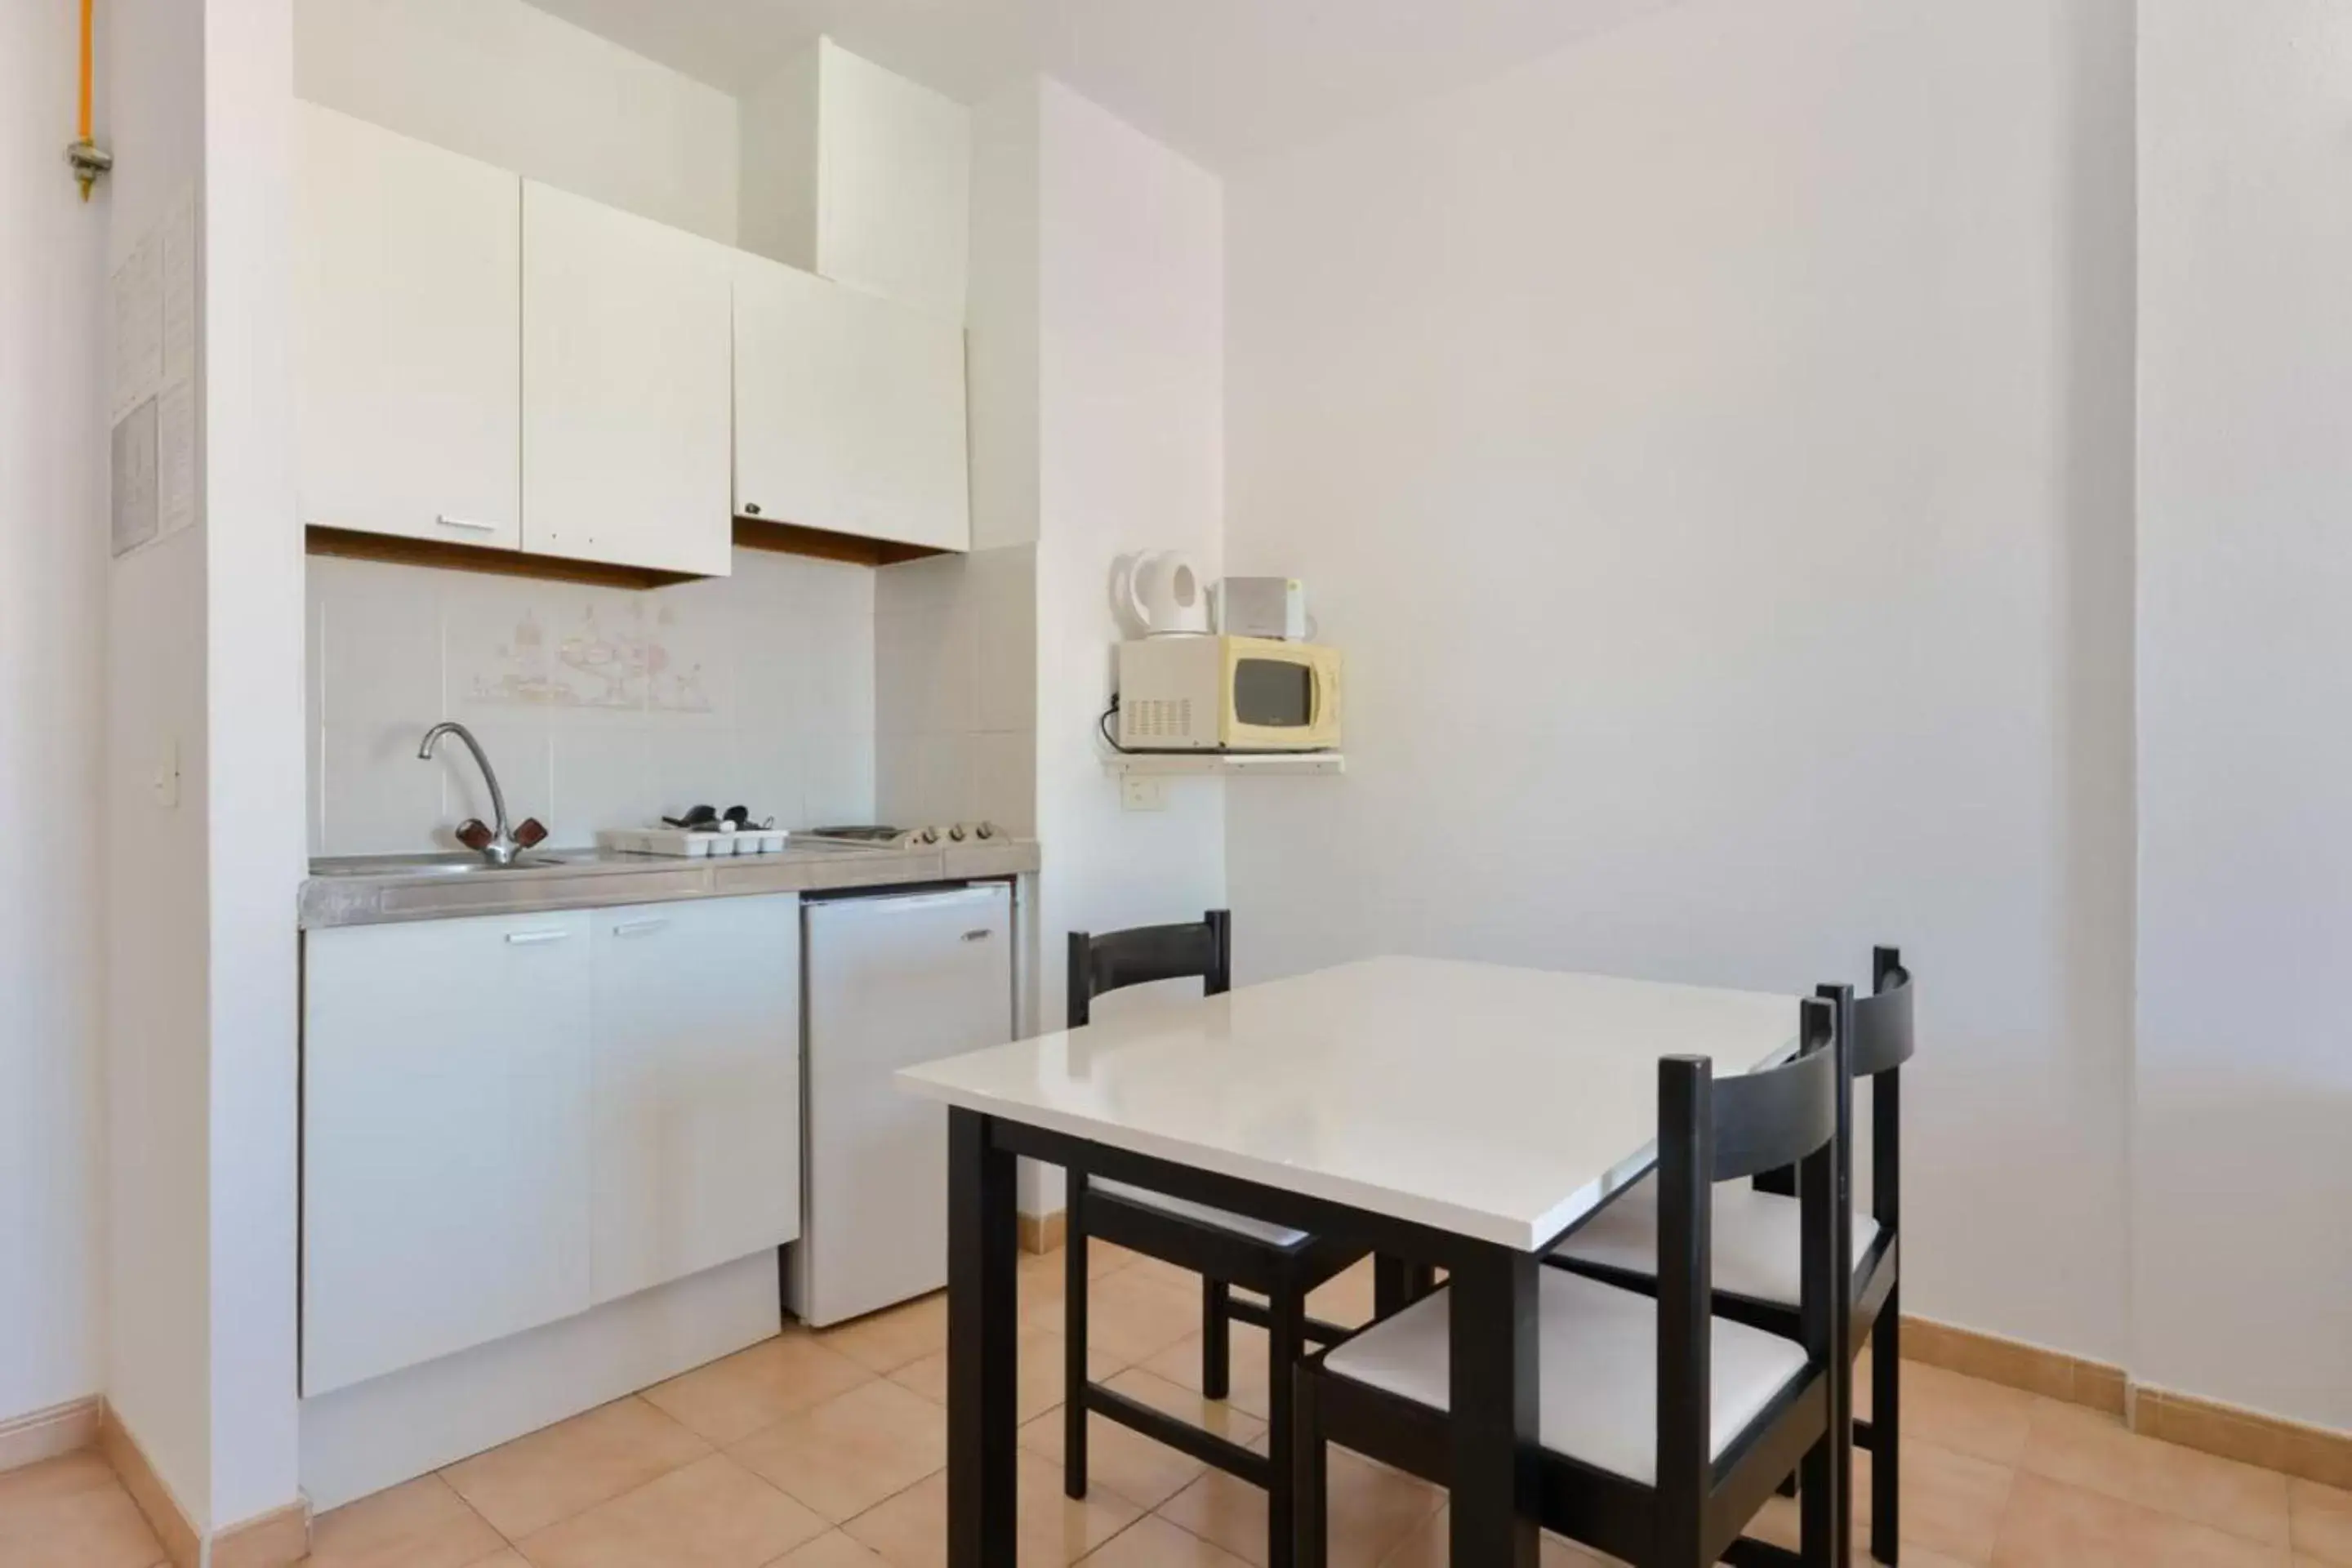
[1374,1255,1440,1315]
[1448,1245,1539,1567]
[947,1108,1018,1568]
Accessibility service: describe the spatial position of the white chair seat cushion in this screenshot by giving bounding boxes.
[1321,1267,1810,1486]
[1548,1175,1880,1307]
[1092,1178,1310,1247]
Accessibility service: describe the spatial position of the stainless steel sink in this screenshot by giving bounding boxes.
[307,852,576,878]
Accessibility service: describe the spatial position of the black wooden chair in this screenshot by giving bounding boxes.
[1062,912,1368,1568]
[1548,947,1912,1561]
[1295,996,1853,1568]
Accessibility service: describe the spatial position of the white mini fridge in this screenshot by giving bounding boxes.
[790,882,1014,1327]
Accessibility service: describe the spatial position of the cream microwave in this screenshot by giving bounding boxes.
[1115,636,1343,751]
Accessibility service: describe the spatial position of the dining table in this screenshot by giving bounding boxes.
[893,954,1803,1568]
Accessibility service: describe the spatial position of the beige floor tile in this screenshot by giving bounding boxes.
[1156,1443,1439,1568]
[516,1452,827,1568]
[467,1553,529,1566]
[890,1326,1125,1426]
[1373,1506,1612,1566]
[644,1333,875,1447]
[1904,1363,2039,1468]
[840,1452,1145,1567]
[1087,1243,1147,1279]
[0,1450,167,1568]
[818,1294,951,1376]
[443,1396,710,1539]
[306,1473,506,1568]
[1018,1368,1267,1511]
[773,1530,892,1566]
[2132,1430,2293,1547]
[2017,1398,2142,1503]
[2019,1394,2292,1545]
[1306,1259,1378,1331]
[1066,1270,1214,1366]
[1022,1252,1076,1320]
[1897,1436,2014,1566]
[1993,1470,2291,1568]
[2292,1480,2352,1567]
[731,1379,947,1523]
[1140,1323,1275,1423]
[1079,1514,1252,1566]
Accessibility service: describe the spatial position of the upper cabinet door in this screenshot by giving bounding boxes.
[294,102,521,550]
[734,253,971,553]
[523,182,733,577]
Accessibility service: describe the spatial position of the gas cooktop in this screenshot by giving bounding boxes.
[804,822,1007,849]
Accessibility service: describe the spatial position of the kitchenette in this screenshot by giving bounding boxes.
[283,16,1061,1509]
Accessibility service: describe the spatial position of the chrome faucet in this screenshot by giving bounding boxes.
[419,720,520,865]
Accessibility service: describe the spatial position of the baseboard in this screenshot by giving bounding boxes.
[1018,1209,1067,1254]
[1900,1315,2130,1414]
[1901,1314,2352,1490]
[2135,1383,2352,1492]
[100,1405,202,1568]
[96,1406,312,1568]
[0,1395,101,1475]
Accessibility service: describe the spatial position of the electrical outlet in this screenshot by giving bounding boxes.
[1120,775,1169,813]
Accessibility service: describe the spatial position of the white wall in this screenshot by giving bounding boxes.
[2136,0,2352,1434]
[1029,81,1230,1210]
[293,0,739,243]
[202,0,305,1526]
[0,0,108,1432]
[105,0,218,1523]
[307,553,875,853]
[1223,0,2138,1361]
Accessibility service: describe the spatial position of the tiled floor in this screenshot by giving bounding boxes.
[6,1245,2348,1566]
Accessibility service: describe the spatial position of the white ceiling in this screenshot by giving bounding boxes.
[524,0,1687,172]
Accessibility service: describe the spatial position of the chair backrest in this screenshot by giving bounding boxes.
[1653,996,1849,1544]
[1846,945,1914,1079]
[1833,944,1913,1233]
[1067,911,1232,1028]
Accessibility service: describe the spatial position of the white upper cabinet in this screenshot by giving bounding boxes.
[735,252,971,553]
[738,38,971,325]
[588,896,801,1307]
[294,102,522,550]
[522,181,734,577]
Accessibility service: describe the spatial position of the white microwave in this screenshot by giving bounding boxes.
[1115,636,1343,752]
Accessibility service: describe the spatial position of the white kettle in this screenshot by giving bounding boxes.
[1121,550,1212,637]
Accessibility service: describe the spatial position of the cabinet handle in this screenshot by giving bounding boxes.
[611,917,670,938]
[506,929,572,946]
[436,514,501,532]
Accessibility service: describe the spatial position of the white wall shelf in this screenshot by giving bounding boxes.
[1103,752,1344,777]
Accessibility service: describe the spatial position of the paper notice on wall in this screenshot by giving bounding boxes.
[110,237,163,423]
[157,380,197,537]
[160,191,197,387]
[112,398,160,555]
[109,185,199,555]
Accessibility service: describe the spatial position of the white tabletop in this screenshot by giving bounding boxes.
[896,956,1800,1250]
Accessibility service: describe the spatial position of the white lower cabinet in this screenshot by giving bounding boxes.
[302,911,595,1398]
[302,896,802,1396]
[590,896,801,1307]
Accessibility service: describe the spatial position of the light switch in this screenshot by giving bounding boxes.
[1120,775,1168,813]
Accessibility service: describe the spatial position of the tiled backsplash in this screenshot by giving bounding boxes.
[308,549,876,855]
[875,543,1036,834]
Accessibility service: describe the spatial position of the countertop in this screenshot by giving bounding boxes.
[301,838,1040,929]
[898,956,1799,1251]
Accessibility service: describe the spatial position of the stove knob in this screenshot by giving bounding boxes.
[973,821,998,840]
[916,825,940,844]
[947,823,968,842]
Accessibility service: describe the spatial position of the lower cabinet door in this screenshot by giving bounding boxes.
[301,912,594,1396]
[589,895,802,1306]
